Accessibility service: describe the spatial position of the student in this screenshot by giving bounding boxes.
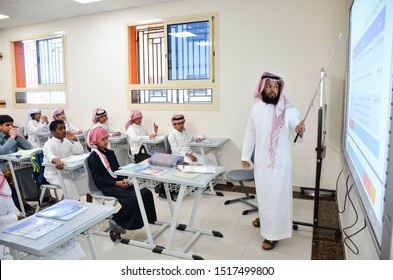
[52,108,83,135]
[43,120,88,200]
[90,107,121,137]
[125,110,158,159]
[24,108,49,148]
[87,126,157,242]
[0,114,36,215]
[168,114,206,164]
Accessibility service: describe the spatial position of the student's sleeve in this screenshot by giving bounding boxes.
[68,139,84,154]
[241,108,257,162]
[16,135,33,150]
[0,138,18,155]
[127,126,149,141]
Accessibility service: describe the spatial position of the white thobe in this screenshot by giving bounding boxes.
[242,102,300,241]
[43,137,87,200]
[126,124,150,157]
[26,119,49,148]
[65,121,81,134]
[168,129,205,163]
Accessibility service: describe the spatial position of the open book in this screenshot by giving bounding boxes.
[36,199,88,221]
[3,217,63,240]
[135,166,167,176]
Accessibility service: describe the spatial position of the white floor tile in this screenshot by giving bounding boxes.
[79,191,314,260]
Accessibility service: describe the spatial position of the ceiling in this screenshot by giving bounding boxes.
[0,0,184,30]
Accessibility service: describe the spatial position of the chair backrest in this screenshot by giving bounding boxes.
[83,156,104,197]
[30,149,49,187]
[163,135,172,154]
[83,156,118,205]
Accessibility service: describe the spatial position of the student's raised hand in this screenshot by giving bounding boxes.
[153,122,158,134]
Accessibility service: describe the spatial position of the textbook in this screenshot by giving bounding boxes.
[3,217,62,240]
[36,199,88,221]
[135,166,167,176]
[120,163,148,171]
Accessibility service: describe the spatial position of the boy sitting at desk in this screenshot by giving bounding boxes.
[43,120,88,200]
[87,126,157,242]
[0,114,37,215]
[24,108,49,148]
[168,114,206,164]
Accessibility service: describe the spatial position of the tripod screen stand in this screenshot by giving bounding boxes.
[292,69,340,235]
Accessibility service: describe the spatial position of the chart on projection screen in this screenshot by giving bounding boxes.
[344,0,393,239]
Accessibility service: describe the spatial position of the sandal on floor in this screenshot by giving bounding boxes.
[109,230,121,242]
[262,239,278,250]
[252,217,260,228]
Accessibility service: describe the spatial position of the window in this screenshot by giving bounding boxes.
[128,14,218,110]
[11,32,67,106]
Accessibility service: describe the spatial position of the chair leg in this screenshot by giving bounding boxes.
[224,181,258,214]
[35,186,47,213]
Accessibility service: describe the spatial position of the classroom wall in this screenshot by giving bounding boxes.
[1,0,380,259]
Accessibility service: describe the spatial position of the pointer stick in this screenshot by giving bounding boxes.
[294,33,342,143]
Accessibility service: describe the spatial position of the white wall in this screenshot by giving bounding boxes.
[1,0,381,259]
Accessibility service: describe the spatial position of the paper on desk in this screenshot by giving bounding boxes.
[177,165,216,173]
[173,171,202,179]
[3,217,63,239]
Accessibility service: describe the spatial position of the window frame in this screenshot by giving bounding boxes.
[126,13,219,111]
[10,31,68,109]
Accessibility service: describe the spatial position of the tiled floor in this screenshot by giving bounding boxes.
[78,189,317,260]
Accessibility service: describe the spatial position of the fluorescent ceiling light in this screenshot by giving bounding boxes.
[0,14,10,20]
[169,31,196,38]
[73,0,102,4]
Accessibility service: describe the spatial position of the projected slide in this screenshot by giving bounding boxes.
[345,0,393,244]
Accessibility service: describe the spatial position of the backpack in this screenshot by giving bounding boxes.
[30,150,49,186]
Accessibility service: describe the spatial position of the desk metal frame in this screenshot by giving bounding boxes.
[0,200,115,259]
[115,165,225,259]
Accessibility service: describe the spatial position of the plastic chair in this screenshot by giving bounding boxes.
[82,157,118,207]
[30,150,62,213]
[224,152,258,215]
[163,135,172,154]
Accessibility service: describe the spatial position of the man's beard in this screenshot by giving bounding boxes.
[261,89,280,105]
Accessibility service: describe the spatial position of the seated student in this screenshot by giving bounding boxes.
[43,120,88,200]
[90,107,121,137]
[125,110,158,159]
[52,108,83,135]
[0,114,36,215]
[87,126,157,242]
[24,108,49,148]
[168,114,206,164]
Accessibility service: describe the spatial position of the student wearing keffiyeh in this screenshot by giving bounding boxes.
[241,72,305,250]
[87,126,157,242]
